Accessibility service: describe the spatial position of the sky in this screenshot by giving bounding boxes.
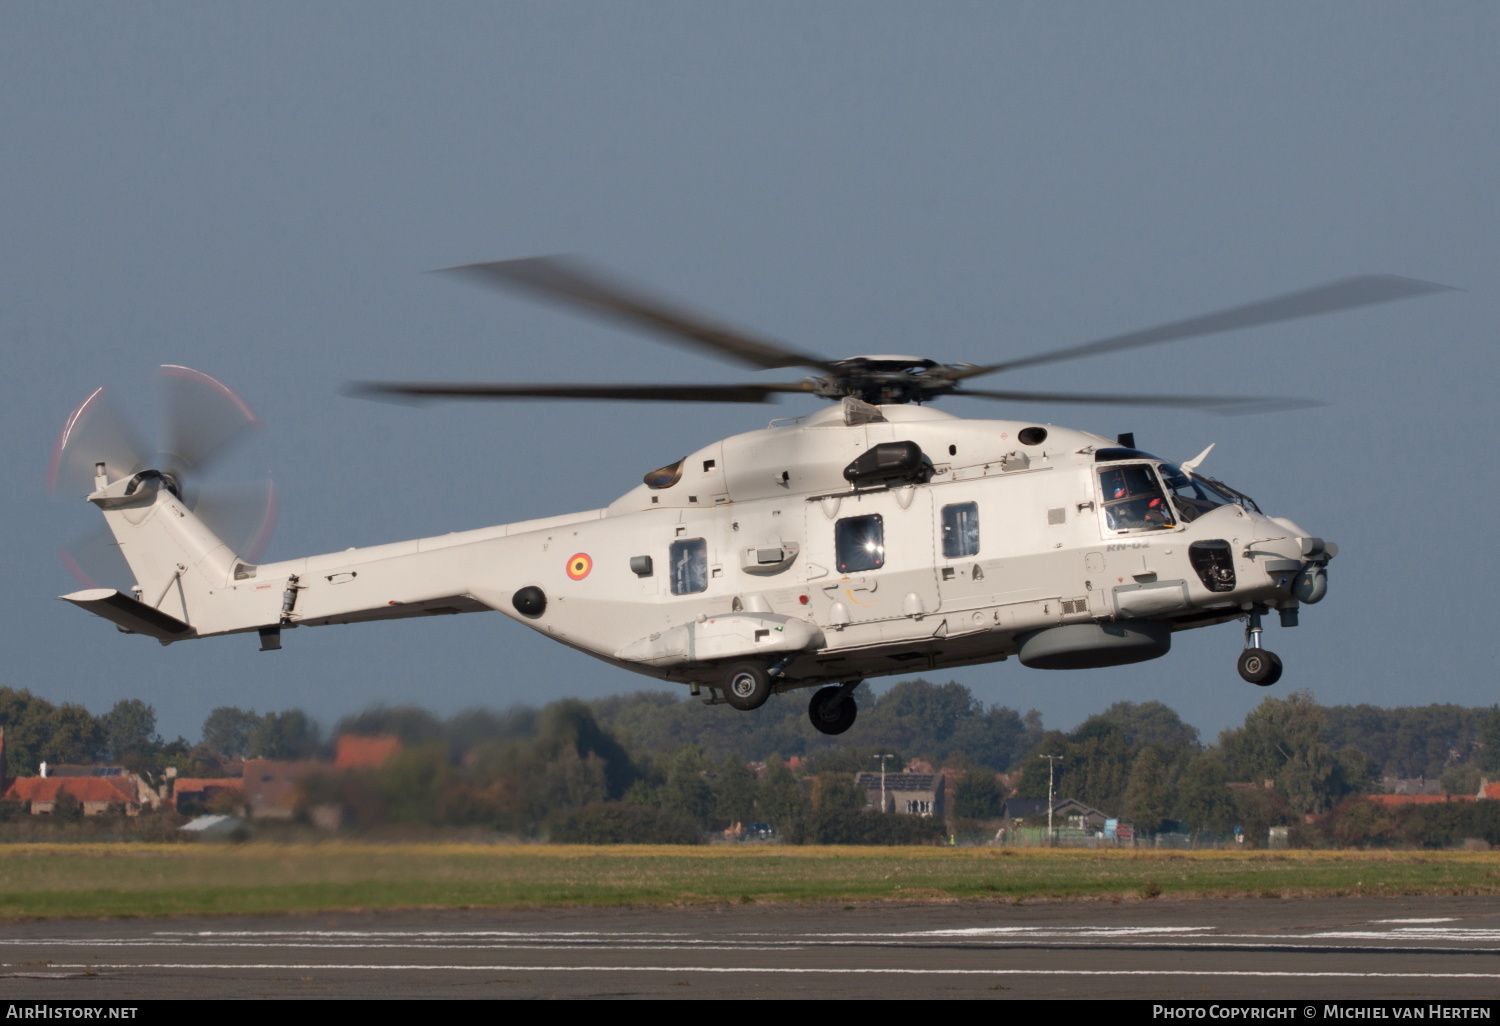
[3,2,1497,745]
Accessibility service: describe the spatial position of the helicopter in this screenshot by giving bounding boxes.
[50,259,1450,735]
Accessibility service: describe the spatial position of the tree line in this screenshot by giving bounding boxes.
[2,682,1499,846]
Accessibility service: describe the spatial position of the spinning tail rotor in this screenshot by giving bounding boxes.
[47,366,276,589]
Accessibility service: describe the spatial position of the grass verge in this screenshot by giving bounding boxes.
[0,843,1497,919]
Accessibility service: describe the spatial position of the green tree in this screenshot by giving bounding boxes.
[43,704,104,766]
[1094,701,1199,750]
[1175,752,1234,836]
[715,756,759,824]
[246,710,322,760]
[1481,708,1500,775]
[377,744,452,825]
[1441,763,1482,797]
[201,707,261,759]
[758,756,806,826]
[815,773,864,812]
[51,785,83,823]
[951,769,1005,819]
[102,699,158,763]
[661,745,715,829]
[1220,691,1367,815]
[1123,748,1168,834]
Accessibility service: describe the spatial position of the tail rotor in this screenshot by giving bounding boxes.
[47,366,277,589]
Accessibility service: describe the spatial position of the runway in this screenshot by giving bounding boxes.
[2,896,1499,1000]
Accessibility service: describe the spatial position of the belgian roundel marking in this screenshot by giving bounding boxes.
[566,553,592,580]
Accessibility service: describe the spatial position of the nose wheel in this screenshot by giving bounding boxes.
[1237,605,1283,686]
[808,682,859,735]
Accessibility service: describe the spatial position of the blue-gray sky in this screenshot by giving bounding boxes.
[3,2,1496,743]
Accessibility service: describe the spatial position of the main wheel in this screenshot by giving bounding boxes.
[1237,648,1283,686]
[808,685,858,735]
[723,662,772,711]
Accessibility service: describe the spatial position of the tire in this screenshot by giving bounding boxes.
[1238,649,1283,686]
[724,662,772,711]
[808,685,858,735]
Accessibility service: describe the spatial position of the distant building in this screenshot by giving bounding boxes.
[172,777,243,814]
[1003,797,1109,833]
[1378,776,1443,796]
[4,775,143,816]
[335,735,401,769]
[241,760,322,820]
[855,772,945,817]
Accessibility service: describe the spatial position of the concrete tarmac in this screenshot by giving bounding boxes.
[1,896,1499,1000]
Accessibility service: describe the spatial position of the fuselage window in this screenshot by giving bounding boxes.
[941,502,980,558]
[835,514,885,573]
[669,538,708,595]
[1099,463,1175,532]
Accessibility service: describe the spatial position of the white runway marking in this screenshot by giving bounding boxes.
[35,962,1500,980]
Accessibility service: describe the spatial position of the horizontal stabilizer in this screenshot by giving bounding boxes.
[61,588,193,642]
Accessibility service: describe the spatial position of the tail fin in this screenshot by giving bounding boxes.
[86,468,241,630]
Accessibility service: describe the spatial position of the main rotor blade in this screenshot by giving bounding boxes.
[348,381,816,404]
[954,275,1455,380]
[958,387,1322,415]
[439,256,838,373]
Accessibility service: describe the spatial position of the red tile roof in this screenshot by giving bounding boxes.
[4,777,136,804]
[335,735,401,769]
[1482,783,1500,801]
[1366,793,1473,807]
[172,778,242,796]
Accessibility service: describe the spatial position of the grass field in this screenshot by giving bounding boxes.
[1,843,1499,919]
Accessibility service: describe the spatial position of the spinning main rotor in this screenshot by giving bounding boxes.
[353,257,1451,412]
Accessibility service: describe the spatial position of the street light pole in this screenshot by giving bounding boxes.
[873,753,896,813]
[1039,754,1062,846]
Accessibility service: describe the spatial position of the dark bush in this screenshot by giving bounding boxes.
[547,802,702,844]
[784,810,948,845]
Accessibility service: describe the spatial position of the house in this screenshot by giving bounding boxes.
[241,759,322,820]
[4,775,142,816]
[335,735,401,769]
[1004,797,1110,833]
[172,777,244,814]
[855,772,945,817]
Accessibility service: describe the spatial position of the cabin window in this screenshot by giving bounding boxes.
[669,538,708,595]
[835,514,884,573]
[940,502,980,558]
[1099,464,1176,532]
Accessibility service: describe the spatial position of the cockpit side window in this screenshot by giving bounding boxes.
[1158,464,1236,524]
[1099,464,1175,532]
[669,538,708,594]
[835,514,885,573]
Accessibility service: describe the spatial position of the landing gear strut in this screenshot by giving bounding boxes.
[1237,605,1283,686]
[808,681,859,735]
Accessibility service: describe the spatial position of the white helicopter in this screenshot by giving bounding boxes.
[50,260,1449,735]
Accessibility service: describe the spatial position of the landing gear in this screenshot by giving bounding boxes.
[1237,605,1283,686]
[723,662,772,711]
[1238,648,1283,686]
[808,682,859,735]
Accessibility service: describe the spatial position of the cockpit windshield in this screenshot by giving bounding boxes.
[1158,464,1259,520]
[1158,464,1237,523]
